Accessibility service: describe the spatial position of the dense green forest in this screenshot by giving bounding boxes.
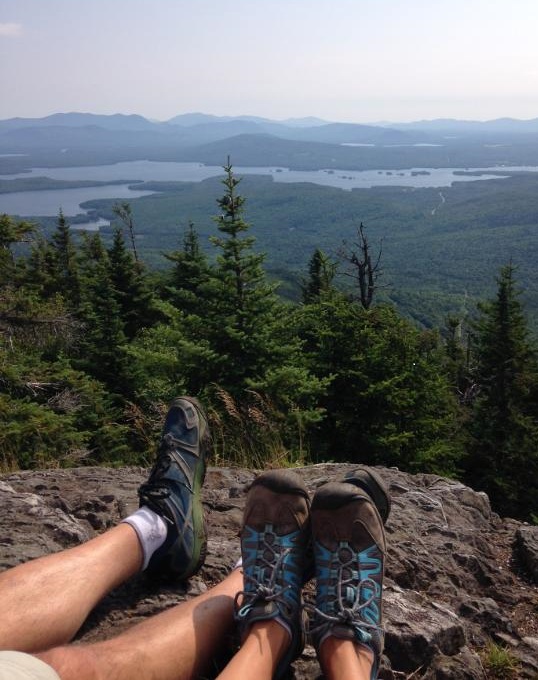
[11,170,538,330]
[1,166,538,522]
[4,117,538,332]
[74,171,538,328]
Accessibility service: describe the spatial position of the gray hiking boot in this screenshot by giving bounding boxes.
[310,481,386,680]
[235,469,311,679]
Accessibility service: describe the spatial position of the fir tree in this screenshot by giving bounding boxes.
[50,211,81,307]
[164,222,212,315]
[301,248,337,303]
[25,212,80,307]
[207,161,281,389]
[107,227,158,339]
[0,214,35,286]
[298,289,461,473]
[466,264,538,520]
[75,233,131,395]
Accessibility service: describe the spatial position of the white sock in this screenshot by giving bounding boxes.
[122,506,168,570]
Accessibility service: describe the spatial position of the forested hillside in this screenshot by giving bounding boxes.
[4,113,538,331]
[46,171,538,330]
[1,165,538,522]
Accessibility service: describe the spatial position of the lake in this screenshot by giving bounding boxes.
[0,183,156,218]
[1,160,535,219]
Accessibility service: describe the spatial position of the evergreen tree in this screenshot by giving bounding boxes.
[298,288,461,473]
[466,264,538,520]
[107,227,158,339]
[51,211,80,305]
[164,222,212,315]
[206,161,282,389]
[126,302,218,400]
[0,221,131,469]
[25,236,59,297]
[301,248,337,303]
[152,164,327,459]
[75,233,131,395]
[0,214,35,286]
[24,212,80,307]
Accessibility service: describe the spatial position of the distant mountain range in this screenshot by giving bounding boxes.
[3,111,538,153]
[3,111,538,174]
[3,110,538,133]
[166,112,329,128]
[390,117,538,134]
[0,111,417,147]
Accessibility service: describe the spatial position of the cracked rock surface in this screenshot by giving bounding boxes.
[1,464,537,679]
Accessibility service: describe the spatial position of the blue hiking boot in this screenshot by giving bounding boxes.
[235,469,311,680]
[138,397,210,581]
[310,481,386,680]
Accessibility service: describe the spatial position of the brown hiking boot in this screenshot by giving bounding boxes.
[310,481,386,679]
[344,466,391,524]
[235,469,311,680]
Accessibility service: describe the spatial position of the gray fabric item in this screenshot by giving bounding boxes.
[0,652,61,680]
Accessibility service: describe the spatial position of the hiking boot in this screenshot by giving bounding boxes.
[310,482,386,680]
[138,397,210,581]
[344,467,391,524]
[235,469,311,680]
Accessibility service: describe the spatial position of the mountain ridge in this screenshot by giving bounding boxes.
[4,111,538,133]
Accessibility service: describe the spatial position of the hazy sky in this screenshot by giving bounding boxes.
[2,0,538,123]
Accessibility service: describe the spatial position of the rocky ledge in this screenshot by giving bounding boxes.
[1,464,537,679]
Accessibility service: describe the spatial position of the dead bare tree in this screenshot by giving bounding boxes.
[339,222,383,309]
[112,201,139,264]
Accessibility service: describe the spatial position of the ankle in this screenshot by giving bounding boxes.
[121,506,167,571]
[318,636,374,679]
[38,645,103,680]
[244,620,291,668]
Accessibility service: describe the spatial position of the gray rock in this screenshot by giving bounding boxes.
[516,525,538,583]
[1,464,537,679]
[384,587,465,670]
[424,647,485,679]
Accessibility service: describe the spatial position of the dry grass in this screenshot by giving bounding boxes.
[207,387,305,469]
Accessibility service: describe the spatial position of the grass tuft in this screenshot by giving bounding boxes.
[480,641,520,679]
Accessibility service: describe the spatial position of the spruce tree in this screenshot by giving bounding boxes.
[25,212,80,307]
[0,214,35,286]
[298,287,460,473]
[75,233,131,395]
[164,222,212,315]
[187,163,326,458]
[50,211,81,307]
[206,161,281,389]
[107,227,157,339]
[301,248,337,303]
[466,264,538,520]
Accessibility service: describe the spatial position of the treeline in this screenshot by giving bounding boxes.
[1,164,537,522]
[79,171,538,330]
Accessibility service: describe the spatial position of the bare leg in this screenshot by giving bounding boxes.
[0,524,142,652]
[37,569,242,680]
[318,637,374,680]
[216,620,289,680]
